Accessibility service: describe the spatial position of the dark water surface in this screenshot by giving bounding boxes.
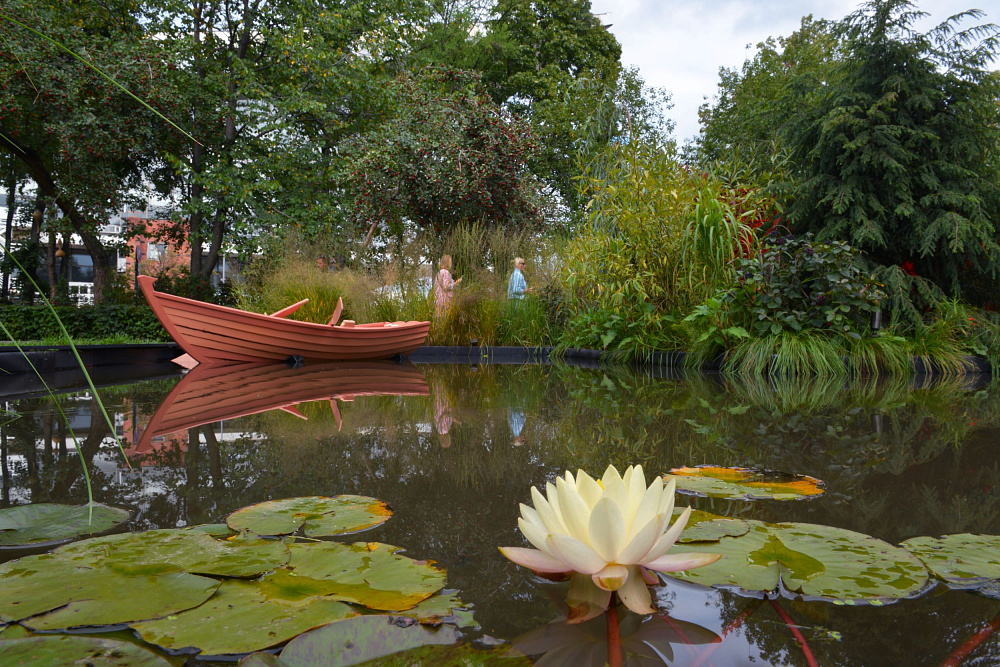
[3,361,1000,666]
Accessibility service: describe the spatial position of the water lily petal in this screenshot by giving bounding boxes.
[658,478,677,518]
[626,465,647,519]
[499,547,571,574]
[592,564,629,591]
[518,517,551,554]
[567,573,612,624]
[643,551,722,573]
[642,507,691,563]
[630,476,664,539]
[640,566,659,585]
[617,565,655,615]
[546,482,563,526]
[547,533,607,575]
[617,514,664,565]
[588,497,627,562]
[575,470,604,510]
[601,465,629,512]
[532,487,568,536]
[556,477,593,543]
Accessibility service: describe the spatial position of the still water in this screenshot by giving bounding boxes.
[2,361,1000,666]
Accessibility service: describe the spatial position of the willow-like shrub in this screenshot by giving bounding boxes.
[562,135,755,352]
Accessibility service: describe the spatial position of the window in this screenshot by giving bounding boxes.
[147,243,167,261]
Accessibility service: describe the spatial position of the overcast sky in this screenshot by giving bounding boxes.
[588,0,999,144]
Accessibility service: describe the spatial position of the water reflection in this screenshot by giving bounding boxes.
[3,363,1000,664]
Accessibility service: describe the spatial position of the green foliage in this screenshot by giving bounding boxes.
[727,233,885,336]
[343,67,547,246]
[0,303,168,342]
[695,15,841,169]
[696,1,1000,320]
[563,128,754,354]
[785,1,1000,306]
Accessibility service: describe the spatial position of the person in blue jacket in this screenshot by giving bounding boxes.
[507,257,531,300]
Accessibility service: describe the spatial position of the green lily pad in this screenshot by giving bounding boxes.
[347,645,533,667]
[287,542,447,611]
[186,523,236,537]
[665,467,825,501]
[0,553,220,629]
[901,534,1000,588]
[133,575,357,656]
[394,591,477,628]
[0,623,31,639]
[676,509,751,543]
[54,528,289,578]
[668,520,929,604]
[272,615,458,667]
[0,503,129,548]
[227,496,392,537]
[0,636,172,666]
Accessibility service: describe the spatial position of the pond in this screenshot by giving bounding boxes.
[2,360,1000,666]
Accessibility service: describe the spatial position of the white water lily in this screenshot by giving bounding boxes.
[500,465,721,621]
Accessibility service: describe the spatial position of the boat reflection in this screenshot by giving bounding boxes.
[132,361,430,456]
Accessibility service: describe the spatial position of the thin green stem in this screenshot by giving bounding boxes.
[0,319,94,521]
[0,246,132,468]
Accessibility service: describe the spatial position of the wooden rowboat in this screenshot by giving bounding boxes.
[131,360,430,455]
[138,275,430,366]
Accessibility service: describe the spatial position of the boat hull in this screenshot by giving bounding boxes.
[138,275,430,366]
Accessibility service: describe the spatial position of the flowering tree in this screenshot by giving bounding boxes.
[343,68,547,250]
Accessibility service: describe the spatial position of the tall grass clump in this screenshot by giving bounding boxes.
[561,121,757,356]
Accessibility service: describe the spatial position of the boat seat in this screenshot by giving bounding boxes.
[270,299,309,318]
[328,297,344,326]
[341,320,356,328]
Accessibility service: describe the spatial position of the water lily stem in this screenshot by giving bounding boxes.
[939,611,1000,667]
[768,598,818,667]
[606,595,623,667]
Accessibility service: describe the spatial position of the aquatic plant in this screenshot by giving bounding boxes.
[499,464,721,621]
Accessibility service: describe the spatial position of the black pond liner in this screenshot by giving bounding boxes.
[1,343,993,396]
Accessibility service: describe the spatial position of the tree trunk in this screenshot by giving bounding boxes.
[18,147,111,304]
[79,230,111,304]
[2,169,14,301]
[46,231,56,301]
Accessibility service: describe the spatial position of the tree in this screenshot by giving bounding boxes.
[695,16,841,169]
[785,0,1000,315]
[146,0,428,285]
[478,0,623,216]
[0,0,179,303]
[342,67,546,252]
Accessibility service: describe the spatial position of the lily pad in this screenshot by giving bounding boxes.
[347,645,533,667]
[676,508,750,543]
[0,636,172,667]
[271,615,458,667]
[133,575,357,656]
[227,496,392,537]
[186,523,236,537]
[0,553,220,629]
[54,528,290,578]
[667,520,929,604]
[394,591,477,628]
[901,534,1000,588]
[0,503,129,548]
[287,542,446,611]
[665,466,825,501]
